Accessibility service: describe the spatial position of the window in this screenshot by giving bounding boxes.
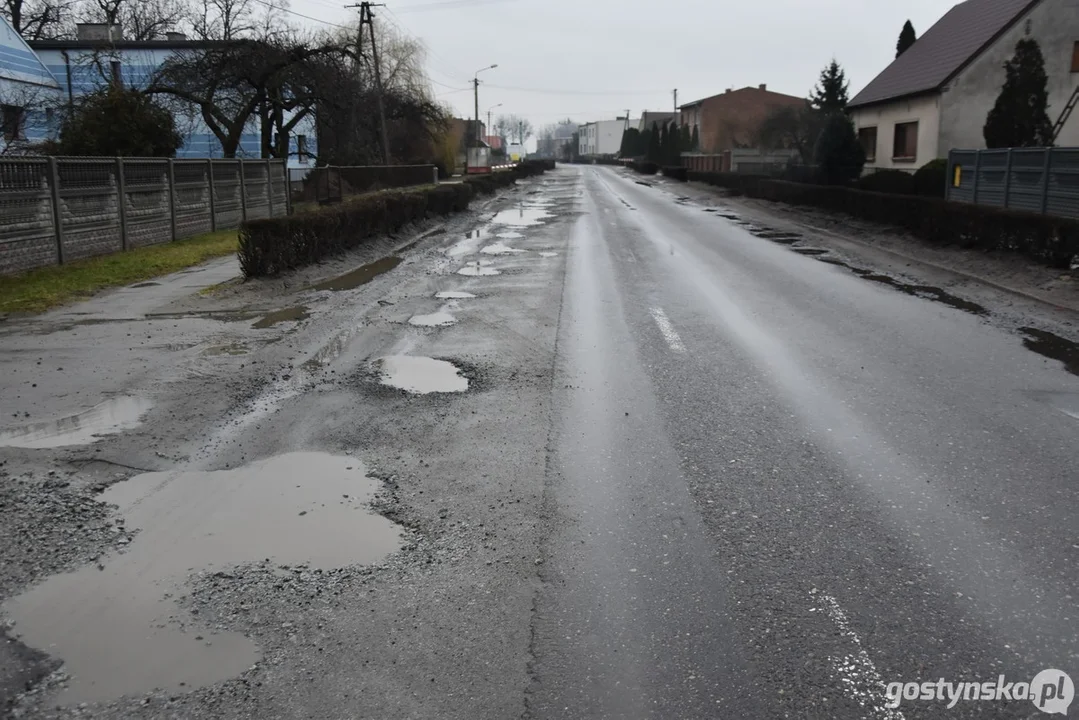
[1072,41,1079,72]
[2,105,24,142]
[893,121,918,161]
[857,126,878,162]
[110,60,122,86]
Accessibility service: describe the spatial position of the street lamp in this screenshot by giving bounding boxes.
[474,64,498,142]
[487,103,503,144]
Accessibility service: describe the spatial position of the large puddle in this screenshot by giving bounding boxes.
[311,256,403,292]
[377,356,468,394]
[0,396,153,449]
[1020,327,1079,377]
[458,261,500,276]
[2,453,401,705]
[435,291,475,299]
[490,205,552,227]
[408,307,457,327]
[480,242,526,256]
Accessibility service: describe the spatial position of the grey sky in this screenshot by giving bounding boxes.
[293,0,957,132]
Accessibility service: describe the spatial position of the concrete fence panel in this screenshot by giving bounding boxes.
[948,147,1079,220]
[0,159,56,275]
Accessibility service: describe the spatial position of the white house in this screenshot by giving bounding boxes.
[848,0,1079,172]
[578,119,634,157]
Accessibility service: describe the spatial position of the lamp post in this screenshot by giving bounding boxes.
[473,64,497,143]
[487,103,503,146]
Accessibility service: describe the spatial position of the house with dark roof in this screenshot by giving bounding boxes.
[849,0,1079,172]
[678,84,804,154]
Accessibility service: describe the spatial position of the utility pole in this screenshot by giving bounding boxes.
[624,110,630,133]
[673,89,678,114]
[346,1,390,164]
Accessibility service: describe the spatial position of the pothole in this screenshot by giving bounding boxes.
[251,306,309,329]
[480,242,526,256]
[435,291,476,299]
[458,261,500,276]
[538,252,558,258]
[0,396,153,449]
[491,206,551,227]
[1019,327,1079,376]
[311,256,403,292]
[376,356,469,394]
[1,453,402,705]
[408,309,457,327]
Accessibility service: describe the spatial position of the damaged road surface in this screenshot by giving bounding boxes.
[1,166,1077,719]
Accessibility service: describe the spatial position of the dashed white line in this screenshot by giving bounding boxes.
[649,307,686,353]
[813,591,906,720]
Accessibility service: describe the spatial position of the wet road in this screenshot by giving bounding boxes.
[1,165,1077,718]
[527,167,1078,719]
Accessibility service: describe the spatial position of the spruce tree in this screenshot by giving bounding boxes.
[647,122,661,162]
[984,38,1054,148]
[813,112,865,185]
[810,60,850,114]
[896,21,917,58]
[691,124,699,151]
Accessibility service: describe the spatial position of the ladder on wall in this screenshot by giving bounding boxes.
[1051,85,1079,144]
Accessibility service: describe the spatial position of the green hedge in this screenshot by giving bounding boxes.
[857,169,916,195]
[752,180,1079,268]
[662,166,688,181]
[239,160,555,278]
[632,160,658,175]
[687,171,769,196]
[239,183,473,277]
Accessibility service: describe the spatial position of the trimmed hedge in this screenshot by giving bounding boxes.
[239,183,473,277]
[632,160,658,175]
[752,180,1079,268]
[662,166,688,181]
[687,171,769,196]
[239,160,556,278]
[857,169,916,195]
[913,159,947,198]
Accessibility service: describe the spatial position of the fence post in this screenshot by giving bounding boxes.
[167,158,177,241]
[116,158,128,251]
[284,160,292,215]
[1002,149,1013,210]
[972,150,982,204]
[238,159,247,222]
[1040,148,1053,215]
[265,158,274,216]
[47,157,64,265]
[206,159,217,232]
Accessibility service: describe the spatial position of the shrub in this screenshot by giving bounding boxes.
[662,166,688,181]
[632,161,658,175]
[857,169,916,195]
[239,183,473,278]
[813,113,865,185]
[686,171,768,196]
[914,158,948,197]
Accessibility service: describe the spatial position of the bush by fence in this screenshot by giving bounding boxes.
[632,160,658,175]
[298,164,438,204]
[662,166,688,181]
[239,160,555,278]
[737,177,1079,267]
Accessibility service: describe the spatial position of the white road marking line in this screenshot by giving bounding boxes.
[814,592,906,720]
[649,307,686,353]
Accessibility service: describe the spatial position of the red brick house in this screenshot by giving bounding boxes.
[679,84,805,153]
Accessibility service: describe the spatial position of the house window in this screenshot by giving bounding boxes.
[2,105,25,142]
[857,126,878,162]
[296,135,308,163]
[1072,41,1079,72]
[893,121,919,161]
[110,60,122,86]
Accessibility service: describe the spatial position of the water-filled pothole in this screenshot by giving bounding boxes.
[481,242,526,255]
[251,306,309,329]
[435,291,476,299]
[377,356,469,394]
[0,396,153,449]
[2,453,402,705]
[458,261,500,276]
[311,256,403,292]
[408,308,457,327]
[1019,327,1079,376]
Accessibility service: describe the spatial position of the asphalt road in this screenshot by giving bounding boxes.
[0,165,1076,719]
[527,166,1077,719]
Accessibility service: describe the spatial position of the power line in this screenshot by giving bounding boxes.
[484,83,667,97]
[250,0,352,29]
[394,0,524,13]
[379,6,472,82]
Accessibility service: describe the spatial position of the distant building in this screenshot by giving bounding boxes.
[578,119,635,157]
[678,84,803,154]
[848,0,1079,172]
[638,111,676,133]
[0,16,60,152]
[29,24,316,166]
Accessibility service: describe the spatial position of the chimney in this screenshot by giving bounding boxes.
[759,83,767,91]
[76,23,123,41]
[165,31,187,42]
[725,88,731,94]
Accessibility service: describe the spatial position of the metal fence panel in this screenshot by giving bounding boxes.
[0,158,56,275]
[947,147,1079,219]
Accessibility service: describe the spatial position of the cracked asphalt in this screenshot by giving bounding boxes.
[0,165,1076,719]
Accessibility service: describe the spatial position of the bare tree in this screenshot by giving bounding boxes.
[497,114,532,143]
[78,0,189,40]
[2,0,74,40]
[188,0,256,40]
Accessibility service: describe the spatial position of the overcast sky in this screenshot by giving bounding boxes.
[292,0,956,135]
